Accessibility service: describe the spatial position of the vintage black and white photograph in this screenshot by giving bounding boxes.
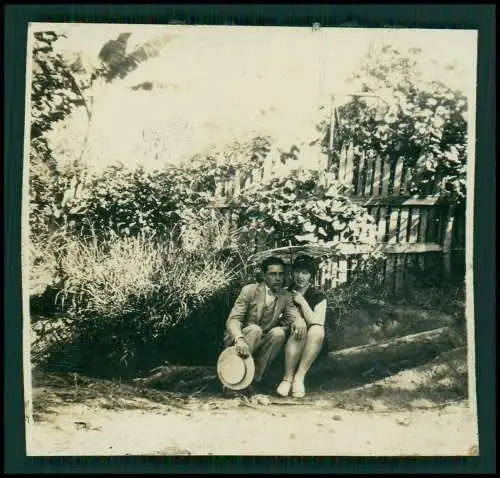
[23,22,479,456]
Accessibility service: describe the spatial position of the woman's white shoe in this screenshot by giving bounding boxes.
[276,379,292,397]
[291,380,305,398]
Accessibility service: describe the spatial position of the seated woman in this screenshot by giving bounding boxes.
[277,254,327,398]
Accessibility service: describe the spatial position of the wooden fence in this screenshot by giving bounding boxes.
[212,144,466,292]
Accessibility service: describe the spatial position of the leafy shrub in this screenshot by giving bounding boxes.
[237,168,379,248]
[318,43,468,205]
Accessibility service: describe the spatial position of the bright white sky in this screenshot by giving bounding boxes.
[30,23,478,171]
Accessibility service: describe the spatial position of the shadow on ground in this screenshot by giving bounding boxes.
[31,346,468,423]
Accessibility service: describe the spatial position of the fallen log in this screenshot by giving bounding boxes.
[310,326,461,378]
[133,327,462,389]
[172,375,218,392]
[132,366,215,388]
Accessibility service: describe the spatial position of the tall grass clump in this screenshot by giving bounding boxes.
[41,227,240,377]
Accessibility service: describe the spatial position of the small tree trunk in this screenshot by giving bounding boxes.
[310,326,461,377]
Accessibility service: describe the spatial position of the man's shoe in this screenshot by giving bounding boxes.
[221,386,241,398]
[244,381,266,397]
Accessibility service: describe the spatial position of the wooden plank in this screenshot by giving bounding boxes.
[322,260,330,289]
[363,154,374,197]
[418,208,430,243]
[318,263,325,288]
[349,256,359,282]
[324,259,333,290]
[382,243,442,254]
[377,206,388,242]
[438,206,449,245]
[349,195,442,207]
[346,256,353,282]
[442,204,456,278]
[408,208,420,244]
[370,156,379,196]
[387,207,400,244]
[253,241,443,259]
[356,151,366,196]
[393,157,405,195]
[338,257,348,285]
[334,256,340,289]
[372,155,382,196]
[381,157,391,196]
[399,208,410,244]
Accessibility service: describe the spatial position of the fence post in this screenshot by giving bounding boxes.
[380,156,391,196]
[356,150,366,195]
[377,206,388,242]
[344,145,355,189]
[399,207,410,244]
[363,153,374,197]
[408,208,420,243]
[442,203,456,279]
[338,145,347,182]
[372,156,382,196]
[387,207,400,244]
[393,158,405,195]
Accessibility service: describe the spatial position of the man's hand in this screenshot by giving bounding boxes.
[291,317,307,340]
[234,337,251,357]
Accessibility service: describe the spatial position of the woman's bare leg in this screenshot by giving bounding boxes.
[282,335,306,382]
[293,325,325,383]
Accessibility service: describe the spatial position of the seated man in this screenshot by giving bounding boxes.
[223,256,304,393]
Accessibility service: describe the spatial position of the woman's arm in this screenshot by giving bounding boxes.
[293,292,327,326]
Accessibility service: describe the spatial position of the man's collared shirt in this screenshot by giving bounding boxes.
[264,284,278,306]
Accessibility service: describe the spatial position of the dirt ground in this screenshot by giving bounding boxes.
[27,356,479,457]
